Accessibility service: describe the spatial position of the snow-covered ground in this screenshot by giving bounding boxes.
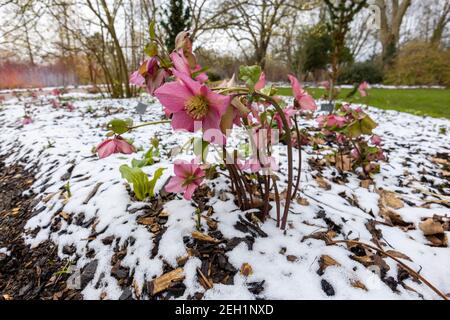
[0,93,449,300]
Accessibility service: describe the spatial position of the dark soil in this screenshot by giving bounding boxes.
[0,157,82,300]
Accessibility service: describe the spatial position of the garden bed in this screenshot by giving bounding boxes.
[0,93,449,300]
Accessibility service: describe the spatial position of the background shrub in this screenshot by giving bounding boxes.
[338,60,384,84]
[385,41,450,87]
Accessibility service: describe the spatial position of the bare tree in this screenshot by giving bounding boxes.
[374,0,412,64]
[221,0,320,70]
[431,0,450,45]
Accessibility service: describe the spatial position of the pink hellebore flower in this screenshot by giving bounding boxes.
[254,72,266,91]
[317,114,347,128]
[274,106,297,131]
[129,71,146,87]
[351,148,361,159]
[155,70,230,133]
[97,137,135,159]
[170,50,208,83]
[358,81,370,97]
[51,88,61,96]
[66,103,75,112]
[165,160,205,200]
[371,135,382,146]
[336,134,346,144]
[130,58,170,96]
[288,75,317,111]
[319,81,330,90]
[247,155,279,173]
[22,116,33,125]
[51,99,61,109]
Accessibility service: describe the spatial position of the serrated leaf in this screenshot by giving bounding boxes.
[239,65,262,90]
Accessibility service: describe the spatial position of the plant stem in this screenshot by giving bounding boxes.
[129,120,171,130]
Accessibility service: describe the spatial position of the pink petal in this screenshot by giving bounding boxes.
[173,70,202,95]
[130,71,145,87]
[288,74,303,101]
[174,161,192,179]
[202,110,221,132]
[195,72,209,83]
[183,183,198,200]
[299,94,317,111]
[170,51,191,75]
[147,69,168,95]
[206,91,231,117]
[165,176,185,194]
[254,72,266,91]
[172,111,195,132]
[115,139,135,154]
[97,140,116,159]
[155,81,192,114]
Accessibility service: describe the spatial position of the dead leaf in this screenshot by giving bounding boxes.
[350,280,368,291]
[286,255,298,262]
[419,218,445,236]
[240,263,253,277]
[426,234,448,247]
[137,217,155,226]
[297,197,310,206]
[350,255,374,266]
[335,154,353,171]
[380,190,404,209]
[315,177,331,190]
[2,294,13,300]
[192,231,219,243]
[318,255,340,274]
[385,250,412,262]
[379,207,415,230]
[431,157,450,166]
[360,179,373,189]
[59,211,70,221]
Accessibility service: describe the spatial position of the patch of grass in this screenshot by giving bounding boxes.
[277,87,450,119]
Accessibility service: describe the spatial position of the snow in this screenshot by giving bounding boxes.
[0,91,449,300]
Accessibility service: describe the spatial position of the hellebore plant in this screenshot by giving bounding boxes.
[96,24,381,230]
[165,160,206,200]
[317,103,384,176]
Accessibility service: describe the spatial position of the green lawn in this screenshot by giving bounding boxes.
[277,87,450,119]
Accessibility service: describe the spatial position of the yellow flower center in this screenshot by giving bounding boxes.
[186,95,209,120]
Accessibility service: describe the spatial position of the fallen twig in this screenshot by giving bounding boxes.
[330,239,448,300]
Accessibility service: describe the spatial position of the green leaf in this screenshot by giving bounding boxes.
[144,42,158,57]
[150,137,160,149]
[345,120,362,138]
[239,65,262,90]
[193,138,209,161]
[261,85,277,96]
[148,167,166,198]
[149,20,156,40]
[360,115,377,135]
[108,119,132,135]
[119,165,150,201]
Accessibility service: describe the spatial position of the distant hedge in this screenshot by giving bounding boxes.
[338,61,384,85]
